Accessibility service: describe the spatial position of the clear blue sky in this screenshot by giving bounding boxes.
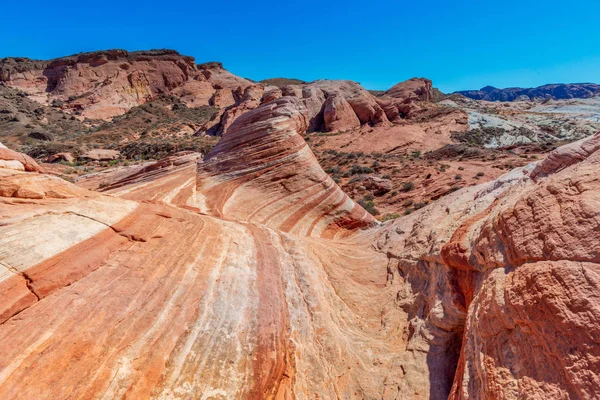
[2,0,599,92]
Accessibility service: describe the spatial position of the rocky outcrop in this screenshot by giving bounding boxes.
[385,77,434,102]
[457,83,600,102]
[198,96,377,237]
[0,50,253,119]
[0,122,598,399]
[322,93,361,132]
[207,79,420,136]
[209,84,265,136]
[375,132,600,398]
[79,149,120,161]
[0,142,43,172]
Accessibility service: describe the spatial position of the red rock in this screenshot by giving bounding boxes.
[80,149,120,161]
[208,88,236,108]
[322,93,361,132]
[0,50,253,119]
[47,152,75,163]
[0,109,598,399]
[385,77,434,102]
[211,84,264,135]
[198,96,377,237]
[261,87,282,103]
[0,142,43,172]
[311,80,390,126]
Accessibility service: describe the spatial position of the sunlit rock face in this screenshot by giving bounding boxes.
[197,96,377,238]
[0,50,252,120]
[0,123,598,398]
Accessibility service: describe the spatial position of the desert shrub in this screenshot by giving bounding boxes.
[119,136,218,160]
[413,201,428,210]
[381,213,402,221]
[349,164,374,175]
[357,197,380,216]
[402,181,414,192]
[25,143,79,159]
[325,166,341,174]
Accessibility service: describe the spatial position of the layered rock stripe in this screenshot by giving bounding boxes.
[1,107,599,398]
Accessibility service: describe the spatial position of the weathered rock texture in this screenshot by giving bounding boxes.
[0,142,43,172]
[385,77,434,102]
[206,78,447,137]
[197,96,377,237]
[0,125,598,400]
[0,50,252,119]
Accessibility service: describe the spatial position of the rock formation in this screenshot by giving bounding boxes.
[205,78,442,137]
[457,83,600,102]
[197,96,376,237]
[322,93,361,132]
[0,95,598,399]
[0,142,43,172]
[0,50,252,119]
[385,77,434,102]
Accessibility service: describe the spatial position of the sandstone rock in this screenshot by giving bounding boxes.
[0,143,43,172]
[312,80,390,126]
[0,117,598,399]
[322,94,361,132]
[198,96,377,237]
[208,88,236,108]
[261,87,282,103]
[47,152,74,163]
[80,149,120,161]
[0,50,253,119]
[212,84,264,135]
[385,77,434,102]
[359,175,392,196]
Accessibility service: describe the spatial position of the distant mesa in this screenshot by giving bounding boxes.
[456,83,600,101]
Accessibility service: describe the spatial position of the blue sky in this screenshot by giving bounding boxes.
[2,0,599,92]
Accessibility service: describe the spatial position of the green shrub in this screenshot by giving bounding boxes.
[349,164,374,175]
[357,198,380,216]
[381,213,402,221]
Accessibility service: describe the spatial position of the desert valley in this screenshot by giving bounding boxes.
[0,49,599,399]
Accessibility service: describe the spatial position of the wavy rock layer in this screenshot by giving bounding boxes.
[197,96,377,238]
[0,127,599,399]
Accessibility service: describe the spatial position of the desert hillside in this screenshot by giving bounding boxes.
[0,49,599,399]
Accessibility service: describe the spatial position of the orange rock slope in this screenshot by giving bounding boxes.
[0,50,252,119]
[0,102,599,399]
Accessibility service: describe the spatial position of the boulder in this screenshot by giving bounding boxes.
[0,142,43,172]
[80,149,120,161]
[385,77,434,102]
[322,94,361,132]
[47,152,75,163]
